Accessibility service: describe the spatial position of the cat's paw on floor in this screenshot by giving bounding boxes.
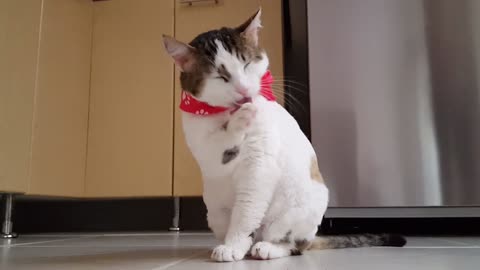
[251,241,291,260]
[211,244,246,262]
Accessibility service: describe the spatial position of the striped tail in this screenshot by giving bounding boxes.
[309,234,407,250]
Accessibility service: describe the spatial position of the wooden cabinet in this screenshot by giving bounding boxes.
[0,0,282,198]
[0,0,92,196]
[28,0,92,197]
[0,0,43,193]
[173,0,284,196]
[85,0,175,197]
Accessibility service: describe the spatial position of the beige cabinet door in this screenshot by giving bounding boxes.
[173,0,284,196]
[27,0,92,197]
[0,0,91,197]
[86,0,175,197]
[0,0,43,193]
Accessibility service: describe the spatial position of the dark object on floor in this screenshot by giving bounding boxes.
[320,217,480,235]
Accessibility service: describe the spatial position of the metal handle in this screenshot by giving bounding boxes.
[180,0,219,6]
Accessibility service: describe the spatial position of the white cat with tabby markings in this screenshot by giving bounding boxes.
[163,9,406,262]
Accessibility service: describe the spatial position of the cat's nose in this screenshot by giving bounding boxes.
[236,87,249,97]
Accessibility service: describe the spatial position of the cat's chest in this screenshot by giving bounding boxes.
[181,100,278,179]
[194,142,241,179]
[182,114,243,178]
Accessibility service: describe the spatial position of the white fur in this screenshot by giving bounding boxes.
[181,41,329,262]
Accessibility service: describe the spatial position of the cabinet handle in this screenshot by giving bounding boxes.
[180,0,219,6]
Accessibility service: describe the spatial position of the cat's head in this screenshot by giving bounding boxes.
[163,9,268,107]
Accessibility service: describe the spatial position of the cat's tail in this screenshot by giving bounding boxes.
[309,234,407,250]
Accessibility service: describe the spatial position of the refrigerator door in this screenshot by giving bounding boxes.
[308,0,480,207]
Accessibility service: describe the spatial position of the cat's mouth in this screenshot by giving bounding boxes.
[231,96,252,113]
[237,96,252,105]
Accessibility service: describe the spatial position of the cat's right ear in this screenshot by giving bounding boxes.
[162,35,196,72]
[236,8,262,46]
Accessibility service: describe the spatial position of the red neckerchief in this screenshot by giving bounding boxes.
[180,70,275,115]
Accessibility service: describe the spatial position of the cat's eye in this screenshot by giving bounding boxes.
[216,76,229,83]
[244,62,251,70]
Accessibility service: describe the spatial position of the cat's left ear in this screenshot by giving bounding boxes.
[237,8,262,46]
[162,35,196,72]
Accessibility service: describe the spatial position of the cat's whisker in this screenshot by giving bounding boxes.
[263,87,307,115]
[270,75,310,85]
[276,90,307,112]
[267,84,308,99]
[269,83,309,94]
[264,82,308,92]
[268,86,305,95]
[272,79,310,89]
[271,75,302,78]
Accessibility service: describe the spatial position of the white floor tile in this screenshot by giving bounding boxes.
[1,233,479,270]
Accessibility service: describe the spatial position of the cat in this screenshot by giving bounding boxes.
[163,9,406,262]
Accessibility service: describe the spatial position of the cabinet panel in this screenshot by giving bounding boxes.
[173,0,284,196]
[28,0,93,197]
[86,0,174,197]
[0,0,42,193]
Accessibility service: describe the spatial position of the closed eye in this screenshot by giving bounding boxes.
[216,76,229,83]
[244,62,251,70]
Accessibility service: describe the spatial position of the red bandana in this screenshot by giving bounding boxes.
[180,70,276,116]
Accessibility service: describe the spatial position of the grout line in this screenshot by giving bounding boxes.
[406,236,477,247]
[103,232,214,237]
[401,246,480,249]
[0,236,96,248]
[14,245,215,248]
[18,232,214,237]
[17,234,105,237]
[437,238,476,246]
[151,251,207,270]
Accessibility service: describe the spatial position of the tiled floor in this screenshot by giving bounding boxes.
[1,233,479,270]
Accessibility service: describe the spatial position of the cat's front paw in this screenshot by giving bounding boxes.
[251,241,291,260]
[211,244,247,262]
[228,103,257,133]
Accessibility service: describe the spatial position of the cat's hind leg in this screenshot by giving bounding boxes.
[251,228,317,260]
[251,208,319,260]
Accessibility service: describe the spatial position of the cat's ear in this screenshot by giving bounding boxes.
[237,8,262,46]
[162,35,196,72]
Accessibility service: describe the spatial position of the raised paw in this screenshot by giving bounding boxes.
[211,244,247,262]
[251,241,291,260]
[228,103,257,132]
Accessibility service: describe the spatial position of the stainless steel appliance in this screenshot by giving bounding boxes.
[307,0,480,216]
